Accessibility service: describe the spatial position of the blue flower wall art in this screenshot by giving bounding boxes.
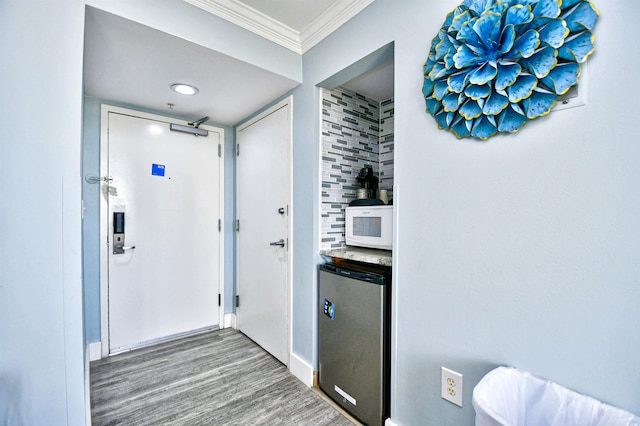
[423,0,600,140]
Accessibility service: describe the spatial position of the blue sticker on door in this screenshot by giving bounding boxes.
[323,299,335,320]
[152,164,165,177]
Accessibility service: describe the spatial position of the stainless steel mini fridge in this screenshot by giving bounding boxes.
[318,263,391,426]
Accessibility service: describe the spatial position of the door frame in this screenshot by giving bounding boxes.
[235,96,293,364]
[99,104,225,357]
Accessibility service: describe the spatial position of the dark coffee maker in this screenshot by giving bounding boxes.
[356,166,379,199]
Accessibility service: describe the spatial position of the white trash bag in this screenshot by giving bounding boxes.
[472,367,640,426]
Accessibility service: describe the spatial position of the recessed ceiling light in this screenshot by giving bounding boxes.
[170,83,199,95]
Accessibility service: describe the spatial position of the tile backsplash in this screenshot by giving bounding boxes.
[379,98,395,196]
[321,87,394,250]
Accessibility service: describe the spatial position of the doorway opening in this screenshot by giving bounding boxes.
[317,43,395,251]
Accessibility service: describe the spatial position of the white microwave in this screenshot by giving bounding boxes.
[345,205,393,250]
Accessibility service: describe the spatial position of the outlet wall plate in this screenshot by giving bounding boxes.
[441,367,463,407]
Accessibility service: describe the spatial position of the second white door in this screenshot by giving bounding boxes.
[236,98,292,365]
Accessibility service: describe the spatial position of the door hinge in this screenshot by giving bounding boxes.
[235,295,240,308]
[218,144,222,158]
[218,219,221,232]
[236,219,240,232]
[236,144,239,156]
[218,294,221,307]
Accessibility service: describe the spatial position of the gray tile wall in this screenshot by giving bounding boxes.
[321,87,394,250]
[379,97,394,199]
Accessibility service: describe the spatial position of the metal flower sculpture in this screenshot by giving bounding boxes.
[423,0,599,140]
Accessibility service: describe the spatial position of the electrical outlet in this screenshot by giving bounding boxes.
[441,367,463,407]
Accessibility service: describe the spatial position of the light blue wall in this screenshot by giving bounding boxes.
[82,98,236,343]
[82,97,102,342]
[296,0,640,424]
[0,1,87,424]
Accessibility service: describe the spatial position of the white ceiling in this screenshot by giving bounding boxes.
[342,59,394,102]
[83,1,392,127]
[84,7,300,125]
[240,0,339,31]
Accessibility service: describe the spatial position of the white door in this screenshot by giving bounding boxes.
[103,108,223,354]
[236,97,292,365]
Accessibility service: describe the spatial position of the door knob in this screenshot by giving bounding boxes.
[269,239,285,247]
[278,207,285,215]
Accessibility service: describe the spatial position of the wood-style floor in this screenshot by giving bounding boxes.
[90,328,353,425]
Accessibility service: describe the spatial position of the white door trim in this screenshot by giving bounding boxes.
[235,95,293,365]
[99,104,225,357]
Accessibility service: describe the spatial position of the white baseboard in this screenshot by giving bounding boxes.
[224,313,237,329]
[289,352,314,387]
[385,419,398,426]
[88,342,102,361]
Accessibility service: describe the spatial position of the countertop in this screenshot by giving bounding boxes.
[320,246,392,267]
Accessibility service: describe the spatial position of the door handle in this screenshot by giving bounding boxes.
[278,207,285,215]
[269,239,285,247]
[113,245,136,255]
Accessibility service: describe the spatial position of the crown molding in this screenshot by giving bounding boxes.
[300,0,375,53]
[183,0,375,54]
[184,0,302,53]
